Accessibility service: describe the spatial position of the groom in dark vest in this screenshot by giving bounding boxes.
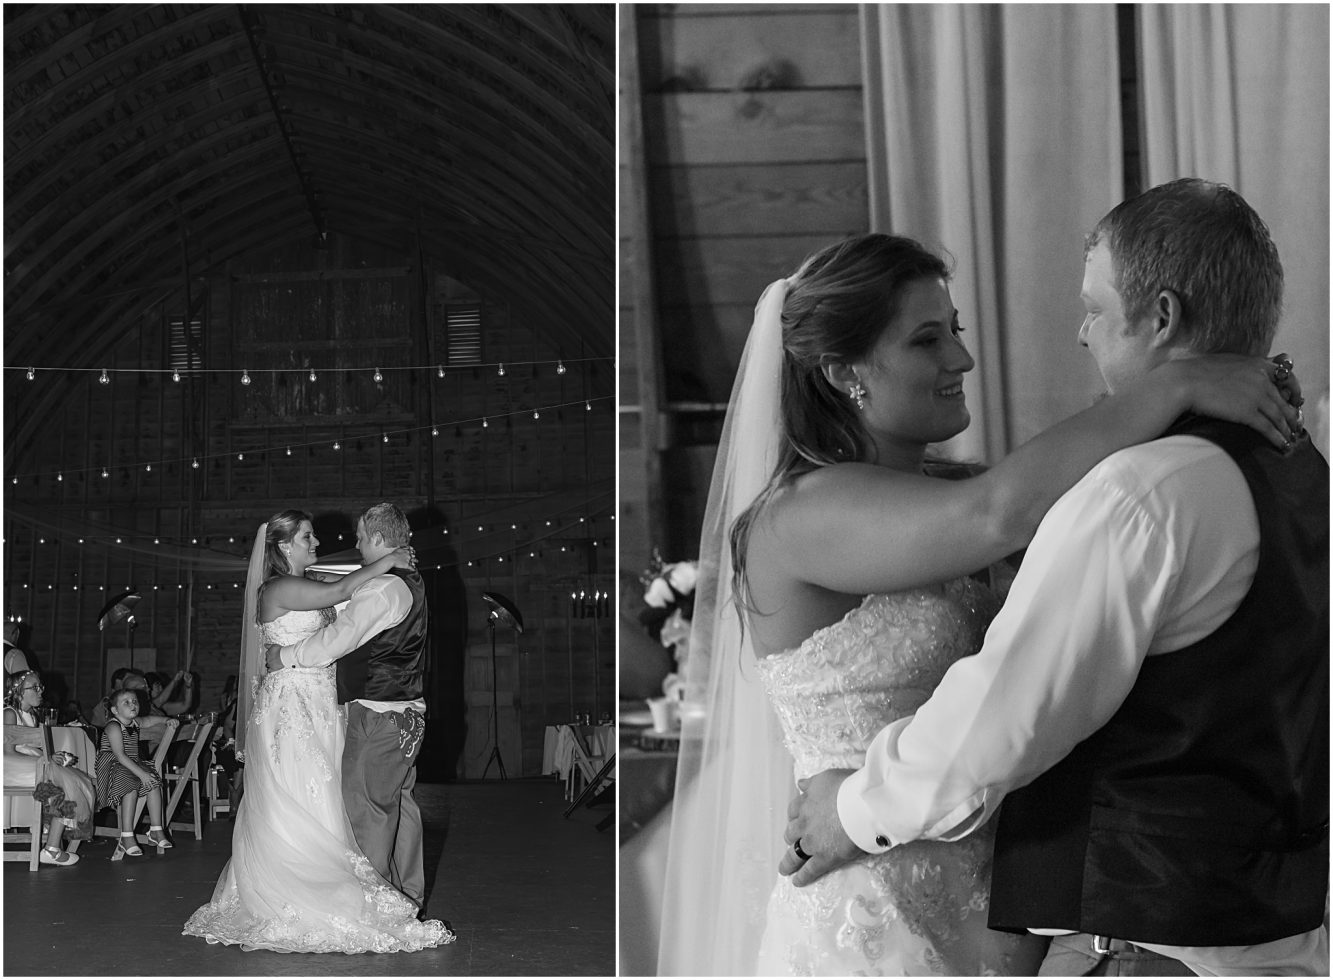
[780,179,1328,974]
[267,502,431,908]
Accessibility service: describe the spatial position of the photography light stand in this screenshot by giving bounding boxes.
[481,591,523,781]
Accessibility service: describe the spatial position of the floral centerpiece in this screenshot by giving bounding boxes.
[639,550,698,701]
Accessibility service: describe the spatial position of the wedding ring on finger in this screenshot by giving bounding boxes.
[793,838,812,862]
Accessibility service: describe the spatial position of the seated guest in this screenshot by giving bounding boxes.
[211,675,242,813]
[95,689,170,856]
[3,671,93,866]
[146,670,195,717]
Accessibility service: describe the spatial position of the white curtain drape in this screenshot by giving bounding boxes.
[862,3,1123,463]
[1139,3,1330,455]
[862,2,1330,460]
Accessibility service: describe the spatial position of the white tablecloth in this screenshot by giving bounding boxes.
[541,724,614,778]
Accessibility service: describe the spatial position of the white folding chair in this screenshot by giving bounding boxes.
[206,765,230,821]
[557,725,605,801]
[3,724,53,871]
[165,721,214,840]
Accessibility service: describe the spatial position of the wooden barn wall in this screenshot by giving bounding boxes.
[620,4,868,568]
[4,232,613,781]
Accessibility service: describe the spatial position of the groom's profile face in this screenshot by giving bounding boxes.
[355,516,386,565]
[1079,241,1155,393]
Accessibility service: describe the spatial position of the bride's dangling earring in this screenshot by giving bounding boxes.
[849,381,867,411]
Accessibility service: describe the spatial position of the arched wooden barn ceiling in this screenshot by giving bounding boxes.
[3,3,614,454]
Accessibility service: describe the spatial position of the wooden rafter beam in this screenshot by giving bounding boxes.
[237,3,325,243]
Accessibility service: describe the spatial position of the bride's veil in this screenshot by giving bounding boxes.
[235,521,267,760]
[656,280,797,975]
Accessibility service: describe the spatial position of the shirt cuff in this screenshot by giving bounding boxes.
[837,767,894,853]
[279,645,296,668]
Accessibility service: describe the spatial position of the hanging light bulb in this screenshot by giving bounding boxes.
[56,473,62,482]
[436,365,445,378]
[482,417,489,428]
[191,458,199,469]
[101,467,109,478]
[285,446,292,456]
[333,440,341,451]
[26,367,34,381]
[237,453,244,461]
[533,410,540,420]
[557,360,567,375]
[431,427,439,437]
[240,369,251,385]
[373,367,383,383]
[497,363,505,377]
[585,400,591,411]
[10,476,16,485]
[172,369,181,382]
[99,369,110,384]
[309,369,317,382]
[145,463,152,472]
[382,433,389,443]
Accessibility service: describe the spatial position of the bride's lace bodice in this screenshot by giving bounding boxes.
[751,576,1044,976]
[756,577,998,778]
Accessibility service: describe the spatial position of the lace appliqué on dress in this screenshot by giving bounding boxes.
[754,577,1045,977]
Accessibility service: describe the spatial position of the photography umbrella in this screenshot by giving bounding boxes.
[98,590,143,678]
[97,590,142,633]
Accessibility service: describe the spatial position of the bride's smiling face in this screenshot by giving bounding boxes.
[848,277,975,467]
[283,520,320,573]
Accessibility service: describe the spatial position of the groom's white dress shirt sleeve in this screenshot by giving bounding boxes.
[279,575,411,668]
[838,436,1259,851]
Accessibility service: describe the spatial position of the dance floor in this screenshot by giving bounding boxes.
[3,778,615,977]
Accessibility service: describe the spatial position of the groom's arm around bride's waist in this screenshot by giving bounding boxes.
[280,576,411,669]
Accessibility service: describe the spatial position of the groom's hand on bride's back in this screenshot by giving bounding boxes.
[264,644,285,672]
[779,769,866,887]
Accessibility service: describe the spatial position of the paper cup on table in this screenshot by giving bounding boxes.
[646,696,678,733]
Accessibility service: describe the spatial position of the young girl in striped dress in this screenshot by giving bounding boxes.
[95,688,168,857]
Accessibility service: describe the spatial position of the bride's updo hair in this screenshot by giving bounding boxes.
[730,234,951,616]
[264,508,314,580]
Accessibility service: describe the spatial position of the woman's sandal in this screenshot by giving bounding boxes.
[115,836,143,858]
[146,829,173,849]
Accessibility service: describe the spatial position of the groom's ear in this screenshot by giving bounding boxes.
[1147,289,1185,349]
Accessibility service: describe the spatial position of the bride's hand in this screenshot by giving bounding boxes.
[389,546,417,571]
[1158,353,1303,449]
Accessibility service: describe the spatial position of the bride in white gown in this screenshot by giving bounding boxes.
[184,510,453,953]
[657,235,1302,974]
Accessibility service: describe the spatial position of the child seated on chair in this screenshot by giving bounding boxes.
[4,671,93,866]
[95,689,170,857]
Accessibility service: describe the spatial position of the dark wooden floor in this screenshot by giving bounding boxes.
[4,778,614,976]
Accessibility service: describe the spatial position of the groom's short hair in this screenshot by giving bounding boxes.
[1086,178,1283,356]
[362,502,411,548]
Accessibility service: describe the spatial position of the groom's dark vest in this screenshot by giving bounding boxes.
[336,567,429,705]
[989,417,1328,946]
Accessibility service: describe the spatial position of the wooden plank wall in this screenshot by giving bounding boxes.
[620,4,868,569]
[4,231,614,780]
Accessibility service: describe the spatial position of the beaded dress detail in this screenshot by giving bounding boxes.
[753,577,1044,976]
[184,608,453,953]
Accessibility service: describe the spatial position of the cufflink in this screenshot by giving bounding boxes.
[875,835,888,847]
